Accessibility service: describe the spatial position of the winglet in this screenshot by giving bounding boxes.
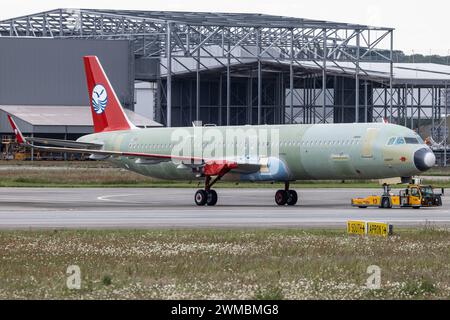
[7,114,26,144]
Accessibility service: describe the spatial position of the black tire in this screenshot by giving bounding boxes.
[359,206,368,209]
[381,197,391,209]
[413,207,421,210]
[275,190,289,206]
[286,190,298,206]
[195,189,208,206]
[206,190,218,206]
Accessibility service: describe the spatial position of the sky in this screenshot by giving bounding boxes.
[1,0,449,56]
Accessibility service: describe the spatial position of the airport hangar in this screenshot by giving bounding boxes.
[0,9,448,164]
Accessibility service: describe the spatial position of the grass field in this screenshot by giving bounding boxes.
[0,228,449,300]
[0,161,449,188]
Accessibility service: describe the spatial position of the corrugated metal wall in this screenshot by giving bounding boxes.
[0,38,134,109]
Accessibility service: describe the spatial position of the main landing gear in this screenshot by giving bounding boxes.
[195,176,219,206]
[194,161,238,207]
[194,170,298,207]
[275,182,298,206]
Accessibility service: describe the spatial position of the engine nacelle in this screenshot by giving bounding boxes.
[240,157,291,182]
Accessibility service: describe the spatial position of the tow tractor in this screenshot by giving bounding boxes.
[352,181,444,209]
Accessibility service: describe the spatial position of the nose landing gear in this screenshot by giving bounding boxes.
[275,182,298,206]
[194,161,238,207]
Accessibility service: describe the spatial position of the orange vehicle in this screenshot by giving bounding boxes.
[352,184,444,209]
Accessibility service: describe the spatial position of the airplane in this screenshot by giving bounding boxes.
[7,56,437,206]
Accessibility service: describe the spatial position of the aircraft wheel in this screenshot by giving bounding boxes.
[195,190,208,206]
[206,190,218,206]
[286,190,298,206]
[275,190,289,206]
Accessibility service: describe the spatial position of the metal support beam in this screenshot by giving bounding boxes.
[389,31,394,123]
[303,77,308,124]
[397,88,401,125]
[322,28,327,123]
[355,30,360,123]
[156,78,162,123]
[432,86,435,138]
[418,88,421,130]
[313,75,316,123]
[257,28,262,125]
[410,85,414,129]
[218,75,223,126]
[280,72,285,124]
[364,80,368,123]
[341,77,345,123]
[289,29,294,124]
[445,82,448,167]
[248,72,253,124]
[166,22,172,127]
[196,49,200,121]
[226,38,231,126]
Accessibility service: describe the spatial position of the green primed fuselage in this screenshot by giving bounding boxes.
[78,123,428,182]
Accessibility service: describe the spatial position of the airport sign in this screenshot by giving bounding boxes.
[347,221,366,236]
[347,221,393,237]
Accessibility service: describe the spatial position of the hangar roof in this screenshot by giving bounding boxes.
[0,8,390,30]
[82,9,385,29]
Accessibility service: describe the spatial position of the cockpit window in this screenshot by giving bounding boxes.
[404,137,420,144]
[388,136,425,146]
[387,137,396,145]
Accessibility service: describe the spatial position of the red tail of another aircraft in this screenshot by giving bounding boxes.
[83,56,137,133]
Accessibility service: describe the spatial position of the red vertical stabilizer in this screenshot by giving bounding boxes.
[83,56,137,133]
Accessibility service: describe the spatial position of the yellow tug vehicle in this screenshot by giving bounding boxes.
[352,183,444,209]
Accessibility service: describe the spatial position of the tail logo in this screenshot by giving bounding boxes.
[92,84,108,114]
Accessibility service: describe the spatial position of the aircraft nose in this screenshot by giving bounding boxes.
[414,148,436,172]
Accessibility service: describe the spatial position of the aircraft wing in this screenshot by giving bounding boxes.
[27,137,103,149]
[7,114,261,175]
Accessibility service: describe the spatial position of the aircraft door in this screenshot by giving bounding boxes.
[361,128,379,159]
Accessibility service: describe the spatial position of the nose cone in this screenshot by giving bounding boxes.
[414,148,436,172]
